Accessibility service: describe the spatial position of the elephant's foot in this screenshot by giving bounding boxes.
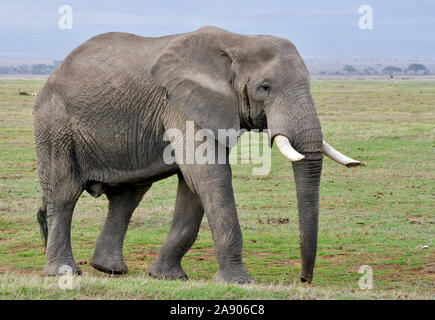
[44,260,82,276]
[91,261,128,275]
[213,267,253,284]
[148,261,188,280]
[91,253,128,275]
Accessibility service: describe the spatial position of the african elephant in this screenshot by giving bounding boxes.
[33,26,362,284]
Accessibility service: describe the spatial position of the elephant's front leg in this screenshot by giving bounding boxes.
[180,163,253,284]
[148,174,204,280]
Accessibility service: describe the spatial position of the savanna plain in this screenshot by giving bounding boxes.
[0,79,433,299]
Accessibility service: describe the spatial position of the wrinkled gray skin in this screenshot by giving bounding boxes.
[33,26,323,283]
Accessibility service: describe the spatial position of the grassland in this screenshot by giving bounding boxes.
[0,79,434,299]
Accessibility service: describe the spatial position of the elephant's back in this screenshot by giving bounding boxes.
[49,32,171,108]
[61,31,176,74]
[34,32,177,177]
[33,31,175,147]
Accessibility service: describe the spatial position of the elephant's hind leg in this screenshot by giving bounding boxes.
[91,183,150,274]
[148,174,204,280]
[43,180,83,276]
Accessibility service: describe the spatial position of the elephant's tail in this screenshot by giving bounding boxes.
[37,205,48,248]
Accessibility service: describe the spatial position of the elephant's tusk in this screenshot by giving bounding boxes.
[322,141,364,167]
[274,135,305,162]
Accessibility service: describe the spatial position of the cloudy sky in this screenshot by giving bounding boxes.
[1,0,435,63]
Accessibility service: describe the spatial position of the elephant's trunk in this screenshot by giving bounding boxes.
[292,158,322,283]
[266,86,324,282]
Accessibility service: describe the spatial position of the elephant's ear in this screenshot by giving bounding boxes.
[151,28,240,147]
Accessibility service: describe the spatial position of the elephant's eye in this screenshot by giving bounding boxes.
[260,83,271,92]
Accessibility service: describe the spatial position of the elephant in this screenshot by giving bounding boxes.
[33,26,362,284]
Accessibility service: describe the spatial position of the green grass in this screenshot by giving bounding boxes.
[0,79,434,299]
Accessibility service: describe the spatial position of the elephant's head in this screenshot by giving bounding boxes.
[152,26,362,283]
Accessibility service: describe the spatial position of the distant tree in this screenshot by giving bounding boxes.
[53,60,63,68]
[0,62,60,75]
[382,66,402,75]
[343,65,357,75]
[363,67,378,75]
[406,63,427,75]
[16,65,31,74]
[0,66,11,74]
[31,64,54,75]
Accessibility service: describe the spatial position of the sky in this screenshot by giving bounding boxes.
[1,0,435,64]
